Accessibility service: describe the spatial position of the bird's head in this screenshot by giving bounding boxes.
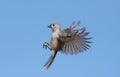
[48,23,61,32]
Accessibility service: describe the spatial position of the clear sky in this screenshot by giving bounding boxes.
[0,0,120,77]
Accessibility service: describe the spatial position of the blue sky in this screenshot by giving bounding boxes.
[0,0,120,77]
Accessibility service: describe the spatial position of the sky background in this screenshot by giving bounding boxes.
[0,0,120,77]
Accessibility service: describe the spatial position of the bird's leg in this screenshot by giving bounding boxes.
[43,42,51,50]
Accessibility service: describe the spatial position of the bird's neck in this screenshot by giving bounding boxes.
[52,29,61,38]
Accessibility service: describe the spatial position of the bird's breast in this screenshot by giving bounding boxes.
[50,38,58,50]
[50,38,63,51]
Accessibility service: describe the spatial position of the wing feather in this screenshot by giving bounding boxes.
[59,21,92,54]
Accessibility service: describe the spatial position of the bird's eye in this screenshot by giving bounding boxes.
[53,24,55,26]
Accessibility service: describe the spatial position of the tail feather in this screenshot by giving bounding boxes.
[44,51,57,69]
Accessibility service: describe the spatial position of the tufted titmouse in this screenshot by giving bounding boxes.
[43,21,92,69]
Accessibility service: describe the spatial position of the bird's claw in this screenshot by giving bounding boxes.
[43,42,49,49]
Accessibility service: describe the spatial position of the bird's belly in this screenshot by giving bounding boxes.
[50,38,58,50]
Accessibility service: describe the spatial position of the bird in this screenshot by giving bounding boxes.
[43,21,92,69]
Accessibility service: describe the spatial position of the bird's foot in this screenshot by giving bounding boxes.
[43,42,50,49]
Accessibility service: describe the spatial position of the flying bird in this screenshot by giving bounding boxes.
[43,21,91,69]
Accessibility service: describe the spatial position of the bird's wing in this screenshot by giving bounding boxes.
[59,21,92,54]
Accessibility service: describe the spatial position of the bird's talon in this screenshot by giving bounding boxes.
[43,42,49,49]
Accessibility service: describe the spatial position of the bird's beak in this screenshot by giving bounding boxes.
[48,24,51,28]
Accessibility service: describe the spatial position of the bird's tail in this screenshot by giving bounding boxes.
[44,51,57,69]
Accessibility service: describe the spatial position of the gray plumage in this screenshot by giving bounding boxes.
[43,21,92,69]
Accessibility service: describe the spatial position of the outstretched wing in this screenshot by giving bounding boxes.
[59,21,92,54]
